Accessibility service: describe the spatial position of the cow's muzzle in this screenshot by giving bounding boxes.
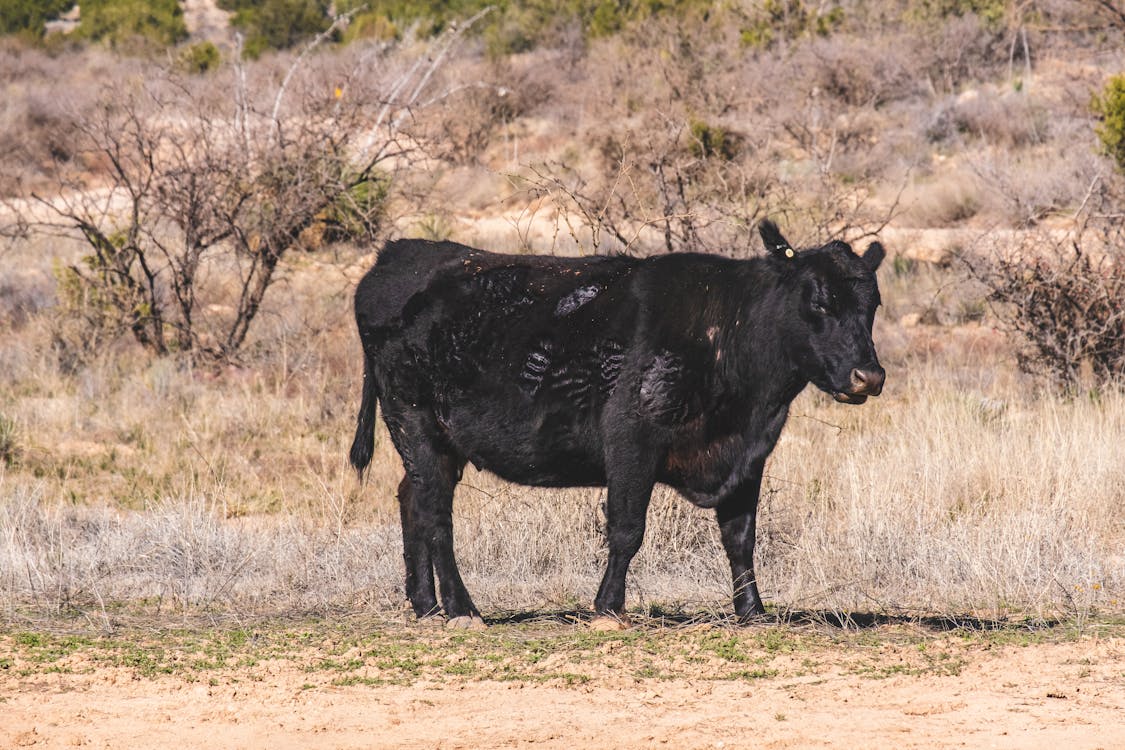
[833,366,885,405]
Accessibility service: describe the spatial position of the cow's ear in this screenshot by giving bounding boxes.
[861,242,885,272]
[759,219,795,260]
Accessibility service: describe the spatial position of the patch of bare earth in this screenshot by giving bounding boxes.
[182,0,232,41]
[2,634,1121,749]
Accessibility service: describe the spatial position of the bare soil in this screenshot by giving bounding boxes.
[2,622,1122,749]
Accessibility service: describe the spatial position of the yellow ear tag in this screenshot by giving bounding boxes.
[784,247,794,258]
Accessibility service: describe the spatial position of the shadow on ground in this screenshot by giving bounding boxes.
[483,607,1063,633]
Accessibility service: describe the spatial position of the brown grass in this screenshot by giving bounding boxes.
[1,10,1123,628]
[1,230,1122,627]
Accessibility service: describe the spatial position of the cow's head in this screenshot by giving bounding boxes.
[760,219,885,405]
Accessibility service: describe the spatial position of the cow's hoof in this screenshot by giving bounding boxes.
[589,615,631,632]
[446,615,487,630]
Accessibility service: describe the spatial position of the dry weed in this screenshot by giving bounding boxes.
[1,237,1121,623]
[1,7,1123,628]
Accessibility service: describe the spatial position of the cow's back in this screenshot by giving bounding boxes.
[356,239,638,326]
[354,240,647,485]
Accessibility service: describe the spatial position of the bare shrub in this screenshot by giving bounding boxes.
[0,42,128,197]
[430,60,552,166]
[0,266,53,328]
[804,33,918,108]
[13,18,483,364]
[968,223,1125,387]
[523,116,893,258]
[1060,0,1125,32]
[971,144,1101,226]
[927,87,1049,148]
[435,85,511,165]
[520,22,904,256]
[521,114,772,256]
[913,13,1009,94]
[899,172,981,227]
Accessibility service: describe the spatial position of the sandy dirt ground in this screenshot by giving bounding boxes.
[3,632,1123,749]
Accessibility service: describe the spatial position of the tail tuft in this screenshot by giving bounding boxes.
[349,356,380,479]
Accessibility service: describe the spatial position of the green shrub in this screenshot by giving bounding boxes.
[483,10,538,58]
[587,0,628,38]
[75,0,188,49]
[50,238,148,368]
[580,0,714,39]
[339,11,399,43]
[740,0,844,50]
[1092,74,1125,173]
[0,0,72,37]
[415,212,453,241]
[336,0,713,53]
[222,0,332,58]
[909,0,1009,25]
[336,0,490,38]
[319,175,390,244]
[688,119,740,161]
[0,413,17,466]
[180,41,221,74]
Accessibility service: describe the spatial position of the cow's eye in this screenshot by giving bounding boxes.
[811,293,835,316]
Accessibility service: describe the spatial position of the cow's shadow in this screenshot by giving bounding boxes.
[771,608,1062,632]
[483,608,1061,633]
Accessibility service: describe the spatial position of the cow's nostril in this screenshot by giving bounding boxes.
[851,367,885,395]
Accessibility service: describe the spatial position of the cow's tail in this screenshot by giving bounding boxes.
[349,349,381,480]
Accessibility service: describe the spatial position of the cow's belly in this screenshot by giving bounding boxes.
[659,406,790,506]
[658,430,746,489]
[442,398,608,488]
[482,453,607,488]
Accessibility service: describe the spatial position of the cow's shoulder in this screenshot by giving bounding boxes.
[629,253,752,300]
[623,253,761,336]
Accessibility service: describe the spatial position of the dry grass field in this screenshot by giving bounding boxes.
[1,2,1124,745]
[1,231,1121,625]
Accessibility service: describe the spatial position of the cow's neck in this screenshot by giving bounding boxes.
[715,259,807,415]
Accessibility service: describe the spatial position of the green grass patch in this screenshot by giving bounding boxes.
[724,668,780,680]
[1,614,1119,687]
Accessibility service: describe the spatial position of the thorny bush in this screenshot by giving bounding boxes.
[971,228,1125,389]
[14,18,483,365]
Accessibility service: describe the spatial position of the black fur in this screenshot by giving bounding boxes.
[351,222,886,621]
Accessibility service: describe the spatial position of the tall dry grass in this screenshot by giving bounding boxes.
[2,10,1123,627]
[1,233,1122,626]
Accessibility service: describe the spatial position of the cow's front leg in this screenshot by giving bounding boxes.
[593,451,658,624]
[716,459,767,621]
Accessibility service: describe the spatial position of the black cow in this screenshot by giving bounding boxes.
[350,220,885,627]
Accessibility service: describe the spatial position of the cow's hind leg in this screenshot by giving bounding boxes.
[387,409,480,627]
[423,451,482,628]
[396,475,439,618]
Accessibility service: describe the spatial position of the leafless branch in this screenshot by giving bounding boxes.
[271,8,364,145]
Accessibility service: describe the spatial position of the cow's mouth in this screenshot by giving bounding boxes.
[833,392,868,405]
